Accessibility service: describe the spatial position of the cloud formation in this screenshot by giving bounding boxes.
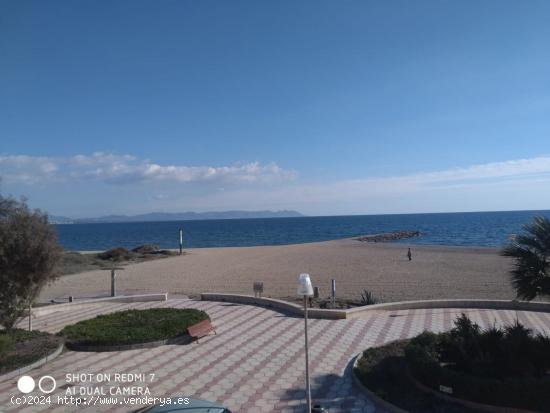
[2,153,549,216]
[0,152,295,185]
[170,155,550,215]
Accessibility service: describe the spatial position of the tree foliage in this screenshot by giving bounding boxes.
[501,216,550,300]
[0,195,62,330]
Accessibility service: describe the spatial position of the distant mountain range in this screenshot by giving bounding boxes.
[49,210,304,224]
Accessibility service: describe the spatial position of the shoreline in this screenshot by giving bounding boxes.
[44,238,514,304]
[71,235,504,254]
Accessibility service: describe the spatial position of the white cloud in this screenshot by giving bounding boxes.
[2,153,549,216]
[162,155,550,215]
[0,152,295,185]
[406,156,550,186]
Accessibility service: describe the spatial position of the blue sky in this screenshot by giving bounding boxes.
[1,1,550,217]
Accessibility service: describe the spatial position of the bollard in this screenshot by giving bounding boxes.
[331,279,336,308]
[313,286,320,299]
[110,267,125,297]
[111,269,117,297]
[69,296,74,303]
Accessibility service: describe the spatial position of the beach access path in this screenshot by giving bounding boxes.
[42,239,515,303]
[3,298,550,412]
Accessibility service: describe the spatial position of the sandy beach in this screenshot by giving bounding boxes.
[41,238,517,303]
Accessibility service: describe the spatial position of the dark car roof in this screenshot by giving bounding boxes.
[137,398,228,413]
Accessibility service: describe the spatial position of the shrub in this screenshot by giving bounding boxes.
[97,247,133,261]
[131,244,160,254]
[0,334,14,355]
[0,195,62,330]
[360,290,379,305]
[405,315,550,410]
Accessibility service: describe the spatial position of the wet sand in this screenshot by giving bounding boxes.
[41,238,515,303]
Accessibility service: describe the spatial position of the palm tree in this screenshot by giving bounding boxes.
[501,216,550,300]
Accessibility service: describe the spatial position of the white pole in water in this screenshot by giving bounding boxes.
[179,228,183,255]
[297,273,314,413]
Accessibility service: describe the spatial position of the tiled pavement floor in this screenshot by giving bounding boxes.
[1,299,550,413]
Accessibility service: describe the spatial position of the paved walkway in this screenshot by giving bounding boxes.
[2,299,550,413]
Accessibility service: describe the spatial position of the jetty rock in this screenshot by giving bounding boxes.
[356,230,421,243]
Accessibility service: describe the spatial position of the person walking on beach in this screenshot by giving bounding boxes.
[407,248,412,261]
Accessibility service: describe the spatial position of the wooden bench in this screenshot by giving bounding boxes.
[187,319,216,343]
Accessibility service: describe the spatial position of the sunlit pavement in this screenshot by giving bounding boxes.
[2,299,550,413]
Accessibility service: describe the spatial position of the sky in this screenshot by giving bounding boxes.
[1,0,550,217]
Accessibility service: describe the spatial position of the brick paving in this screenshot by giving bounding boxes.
[1,299,550,413]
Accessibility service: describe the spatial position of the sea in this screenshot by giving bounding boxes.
[54,210,550,251]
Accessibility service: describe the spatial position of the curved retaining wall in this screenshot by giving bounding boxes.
[200,293,550,320]
[32,293,168,317]
[200,293,346,319]
[65,334,192,352]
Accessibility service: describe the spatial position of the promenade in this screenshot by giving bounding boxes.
[2,299,550,413]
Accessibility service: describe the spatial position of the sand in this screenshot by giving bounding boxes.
[40,238,517,303]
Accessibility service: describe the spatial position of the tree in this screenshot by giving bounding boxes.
[0,195,62,330]
[501,216,550,301]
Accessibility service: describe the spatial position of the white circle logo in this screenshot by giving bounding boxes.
[17,376,35,393]
[38,376,56,394]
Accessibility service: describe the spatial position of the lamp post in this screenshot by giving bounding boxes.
[297,273,314,413]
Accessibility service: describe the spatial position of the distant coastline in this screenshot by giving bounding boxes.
[50,209,304,224]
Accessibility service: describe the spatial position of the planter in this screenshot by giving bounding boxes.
[407,370,543,413]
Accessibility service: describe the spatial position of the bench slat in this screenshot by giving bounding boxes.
[187,319,215,341]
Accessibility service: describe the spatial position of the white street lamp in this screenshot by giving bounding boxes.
[297,273,314,413]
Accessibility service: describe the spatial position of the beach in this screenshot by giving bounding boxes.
[41,238,516,303]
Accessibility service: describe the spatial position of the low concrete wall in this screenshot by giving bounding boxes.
[33,293,168,317]
[200,293,347,319]
[65,334,192,352]
[201,293,550,320]
[346,299,550,319]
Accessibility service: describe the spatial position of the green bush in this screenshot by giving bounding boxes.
[360,290,379,305]
[59,308,209,346]
[0,334,14,355]
[405,314,550,410]
[356,340,409,400]
[355,340,482,412]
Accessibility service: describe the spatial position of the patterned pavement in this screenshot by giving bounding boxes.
[2,299,550,413]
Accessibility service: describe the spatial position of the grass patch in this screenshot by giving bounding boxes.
[0,329,63,374]
[58,308,209,346]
